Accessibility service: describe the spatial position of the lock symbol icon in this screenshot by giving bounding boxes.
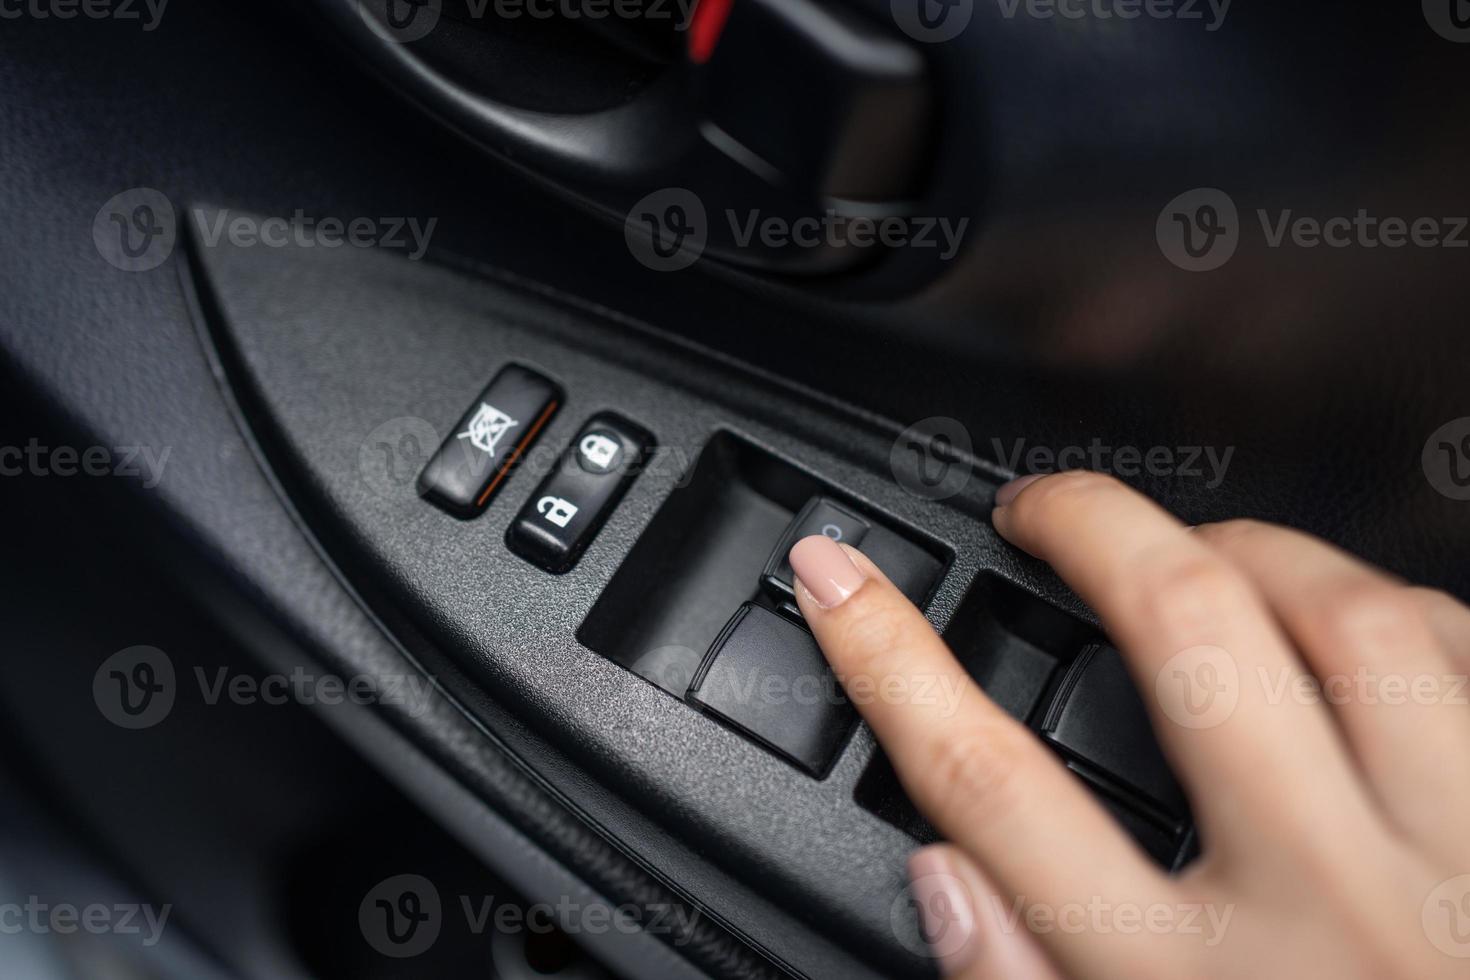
[537,495,579,529]
[578,432,620,472]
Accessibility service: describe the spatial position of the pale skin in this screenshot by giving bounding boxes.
[787,470,1470,980]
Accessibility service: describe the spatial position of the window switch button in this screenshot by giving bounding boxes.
[1042,643,1189,818]
[506,413,653,573]
[418,364,561,518]
[687,603,856,777]
[762,497,869,598]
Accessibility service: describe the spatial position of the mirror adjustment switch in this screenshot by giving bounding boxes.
[418,365,561,518]
[506,413,653,574]
[762,497,869,598]
[1042,643,1189,818]
[688,603,856,777]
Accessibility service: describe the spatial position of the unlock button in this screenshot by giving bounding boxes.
[507,413,653,573]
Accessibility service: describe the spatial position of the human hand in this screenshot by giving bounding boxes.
[788,471,1470,979]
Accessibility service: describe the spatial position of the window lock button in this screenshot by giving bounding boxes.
[418,364,562,518]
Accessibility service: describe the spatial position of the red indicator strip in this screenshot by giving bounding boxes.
[688,0,734,65]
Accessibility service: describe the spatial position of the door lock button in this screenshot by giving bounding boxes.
[418,364,561,518]
[507,413,653,573]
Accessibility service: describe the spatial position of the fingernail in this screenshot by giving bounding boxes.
[994,473,1044,508]
[907,847,979,974]
[789,535,866,609]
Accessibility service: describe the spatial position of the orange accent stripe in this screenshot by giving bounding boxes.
[476,399,559,508]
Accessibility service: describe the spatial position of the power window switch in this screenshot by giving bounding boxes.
[418,364,561,518]
[1042,643,1189,818]
[761,497,869,599]
[506,413,653,573]
[688,603,856,777]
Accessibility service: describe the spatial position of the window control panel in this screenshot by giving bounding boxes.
[507,413,654,574]
[687,603,856,777]
[418,364,561,518]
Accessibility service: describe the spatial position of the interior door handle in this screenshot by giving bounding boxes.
[316,0,935,274]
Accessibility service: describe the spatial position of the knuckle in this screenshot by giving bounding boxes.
[831,599,907,677]
[1127,553,1252,634]
[1194,517,1274,550]
[1025,470,1122,516]
[1303,582,1427,653]
[923,722,1032,821]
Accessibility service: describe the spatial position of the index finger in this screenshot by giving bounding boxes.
[991,471,1379,861]
[789,535,1177,976]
